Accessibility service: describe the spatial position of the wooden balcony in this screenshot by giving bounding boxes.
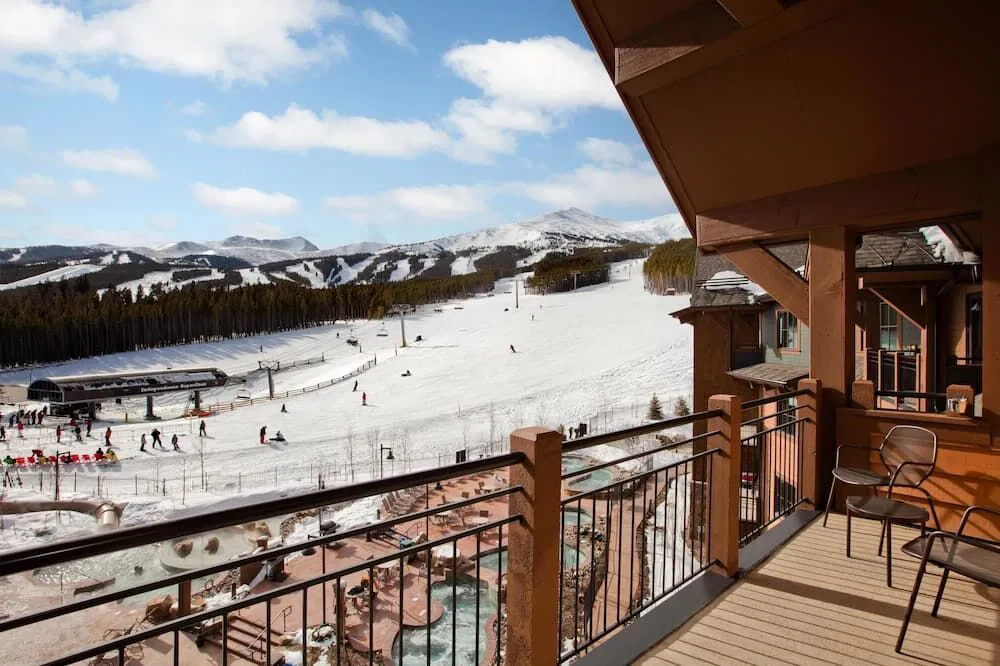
[635,514,1000,666]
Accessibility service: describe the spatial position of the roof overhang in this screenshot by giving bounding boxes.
[728,362,808,389]
[572,0,1000,246]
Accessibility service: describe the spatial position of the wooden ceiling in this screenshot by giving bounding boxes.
[572,0,1000,248]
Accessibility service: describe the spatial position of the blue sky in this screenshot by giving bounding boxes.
[0,0,676,249]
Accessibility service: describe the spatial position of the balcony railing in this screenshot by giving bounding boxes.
[738,389,810,545]
[0,394,820,666]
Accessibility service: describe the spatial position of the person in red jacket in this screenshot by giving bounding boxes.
[362,392,367,406]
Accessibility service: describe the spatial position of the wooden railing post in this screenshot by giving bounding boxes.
[708,395,741,577]
[506,427,562,666]
[798,378,822,507]
[852,380,875,410]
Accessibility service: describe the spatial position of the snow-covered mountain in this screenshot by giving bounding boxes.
[0,208,688,292]
[156,235,319,265]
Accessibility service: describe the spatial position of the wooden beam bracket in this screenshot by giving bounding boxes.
[718,243,810,325]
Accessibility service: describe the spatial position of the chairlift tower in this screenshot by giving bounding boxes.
[390,304,411,348]
[259,361,279,399]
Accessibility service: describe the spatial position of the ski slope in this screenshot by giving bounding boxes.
[0,260,693,548]
[0,264,102,291]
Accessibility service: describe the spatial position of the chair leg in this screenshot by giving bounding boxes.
[886,519,893,588]
[846,508,852,558]
[896,554,930,653]
[931,569,950,618]
[822,479,837,527]
[878,520,887,557]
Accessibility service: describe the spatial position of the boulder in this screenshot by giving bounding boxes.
[173,540,193,558]
[145,594,175,623]
[204,536,220,554]
[255,522,272,538]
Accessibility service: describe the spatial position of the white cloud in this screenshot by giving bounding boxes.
[180,100,206,116]
[361,9,412,49]
[69,178,99,198]
[193,182,300,217]
[508,163,669,210]
[324,184,487,223]
[238,221,285,239]
[202,105,450,158]
[0,125,29,151]
[197,36,621,162]
[323,161,669,224]
[577,138,635,166]
[62,148,156,177]
[0,190,29,210]
[12,173,57,195]
[0,0,348,98]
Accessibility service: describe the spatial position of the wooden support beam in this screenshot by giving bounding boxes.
[858,268,957,287]
[696,152,986,249]
[868,286,926,328]
[717,243,809,325]
[809,227,856,496]
[615,1,739,95]
[718,0,783,27]
[616,0,860,97]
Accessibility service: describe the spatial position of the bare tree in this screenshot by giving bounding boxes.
[346,424,356,482]
[487,401,498,455]
[366,427,380,478]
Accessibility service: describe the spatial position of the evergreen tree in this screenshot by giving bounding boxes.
[647,394,664,420]
[673,396,691,417]
[643,239,696,295]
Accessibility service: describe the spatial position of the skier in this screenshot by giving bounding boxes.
[74,425,82,442]
[16,421,23,438]
[140,433,147,452]
[199,420,207,437]
[259,426,267,444]
[353,380,358,392]
[56,425,62,443]
[85,418,92,437]
[510,344,517,353]
[151,428,162,448]
[104,426,112,447]
[362,392,367,406]
[171,433,179,451]
[531,314,534,321]
[0,425,5,441]
[38,411,44,425]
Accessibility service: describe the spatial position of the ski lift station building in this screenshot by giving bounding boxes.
[27,367,229,418]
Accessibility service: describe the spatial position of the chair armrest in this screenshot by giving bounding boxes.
[835,444,879,468]
[956,505,1000,538]
[886,461,934,497]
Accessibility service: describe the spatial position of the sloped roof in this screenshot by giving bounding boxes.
[728,363,809,389]
[687,228,959,310]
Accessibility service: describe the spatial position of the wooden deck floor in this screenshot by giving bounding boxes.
[638,513,1000,666]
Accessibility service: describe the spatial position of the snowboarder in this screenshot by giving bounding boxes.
[353,380,358,392]
[74,426,82,442]
[281,404,288,413]
[199,420,207,437]
[140,433,147,452]
[56,425,62,443]
[531,314,534,321]
[259,426,267,444]
[510,344,517,353]
[104,427,112,447]
[0,426,5,441]
[171,433,179,451]
[272,430,286,442]
[401,370,411,377]
[151,428,162,448]
[362,392,367,406]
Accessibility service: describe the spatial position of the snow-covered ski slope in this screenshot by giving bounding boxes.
[0,260,692,538]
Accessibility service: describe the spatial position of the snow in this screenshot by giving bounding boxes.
[920,226,979,264]
[644,470,701,600]
[389,260,411,282]
[286,261,327,288]
[702,270,766,297]
[450,255,477,276]
[115,269,223,298]
[237,268,271,286]
[0,259,694,556]
[0,264,102,291]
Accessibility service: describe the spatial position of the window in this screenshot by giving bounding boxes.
[776,310,798,349]
[777,396,798,433]
[966,292,983,363]
[879,303,920,351]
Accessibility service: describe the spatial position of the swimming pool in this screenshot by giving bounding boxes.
[567,467,616,493]
[393,580,497,665]
[560,507,593,528]
[475,543,589,573]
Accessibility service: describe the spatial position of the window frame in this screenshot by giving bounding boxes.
[775,309,799,352]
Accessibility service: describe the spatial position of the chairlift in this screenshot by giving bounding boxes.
[236,390,251,400]
[376,324,389,337]
[346,328,359,346]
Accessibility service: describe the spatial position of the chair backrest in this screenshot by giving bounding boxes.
[879,425,937,486]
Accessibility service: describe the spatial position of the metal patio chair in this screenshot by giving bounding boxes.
[823,424,941,530]
[896,505,1000,653]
